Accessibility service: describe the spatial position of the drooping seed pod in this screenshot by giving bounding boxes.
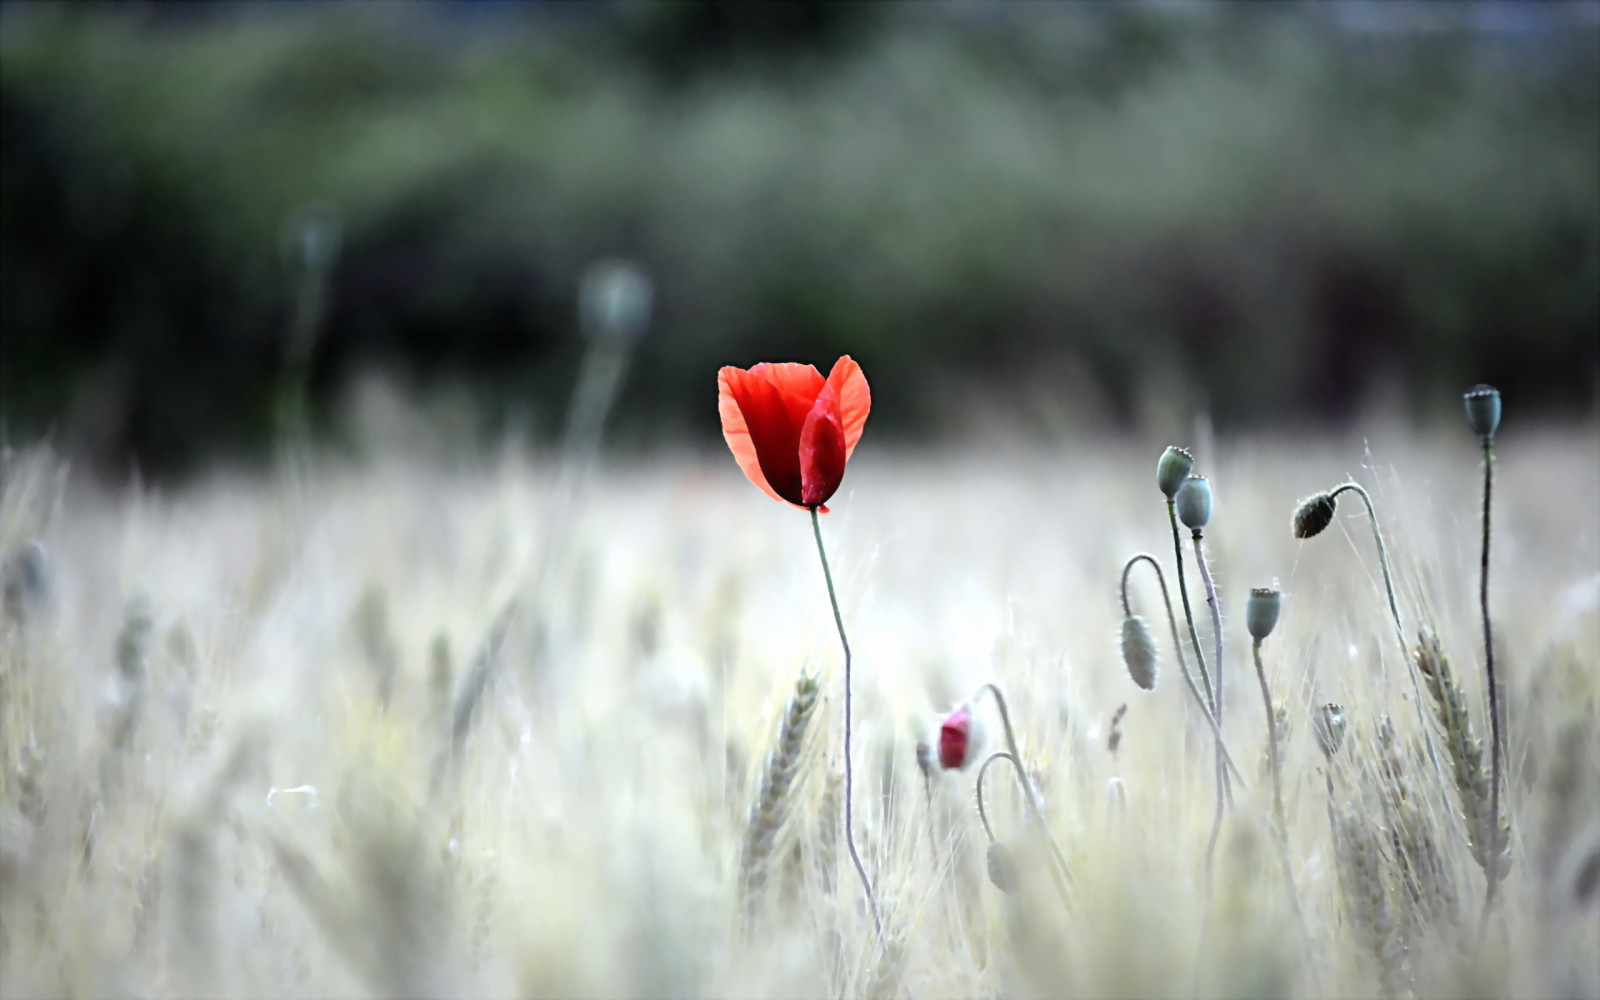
[1463,384,1502,441]
[1292,492,1338,539]
[1120,614,1158,691]
[1246,587,1282,642]
[1157,446,1194,500]
[1176,475,1212,531]
[1314,703,1348,759]
[986,840,1017,893]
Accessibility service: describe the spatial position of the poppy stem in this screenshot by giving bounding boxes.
[973,682,1075,905]
[810,506,882,935]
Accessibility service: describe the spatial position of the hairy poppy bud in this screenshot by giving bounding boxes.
[1246,587,1281,642]
[1314,703,1347,759]
[1292,492,1337,539]
[1463,384,1501,441]
[581,259,654,343]
[986,841,1016,892]
[1157,446,1194,500]
[915,740,935,780]
[1176,475,1212,531]
[938,705,979,770]
[1120,614,1158,690]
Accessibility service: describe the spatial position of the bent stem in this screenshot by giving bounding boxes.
[1120,554,1247,786]
[975,748,1073,910]
[1253,638,1306,935]
[1478,439,1504,928]
[1327,482,1449,817]
[1192,530,1229,886]
[973,682,1074,906]
[810,507,882,935]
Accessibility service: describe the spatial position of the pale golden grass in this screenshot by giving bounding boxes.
[0,425,1597,999]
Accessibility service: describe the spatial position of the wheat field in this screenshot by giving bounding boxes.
[1,422,1597,999]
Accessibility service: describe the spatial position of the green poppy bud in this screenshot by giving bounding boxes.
[1176,475,1212,531]
[1292,492,1337,539]
[1246,587,1282,642]
[1120,614,1158,691]
[1464,384,1501,441]
[1157,446,1194,499]
[986,840,1016,893]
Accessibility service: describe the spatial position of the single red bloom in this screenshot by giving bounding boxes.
[718,356,870,511]
[939,706,972,770]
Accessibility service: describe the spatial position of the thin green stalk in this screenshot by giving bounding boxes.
[975,749,1015,844]
[973,682,1075,904]
[810,507,881,935]
[1193,530,1228,884]
[1479,439,1504,925]
[1253,638,1305,933]
[1327,482,1449,814]
[1120,554,1246,786]
[1170,501,1231,818]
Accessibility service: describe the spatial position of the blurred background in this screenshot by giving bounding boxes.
[2,0,1597,479]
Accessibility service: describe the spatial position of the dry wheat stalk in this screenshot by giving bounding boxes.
[739,671,821,910]
[1414,630,1510,883]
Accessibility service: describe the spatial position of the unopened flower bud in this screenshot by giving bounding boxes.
[915,740,935,780]
[1314,703,1347,759]
[1463,384,1501,441]
[1292,492,1337,539]
[1176,475,1212,531]
[1120,614,1158,691]
[1157,446,1194,499]
[1246,587,1281,642]
[938,705,977,770]
[986,841,1016,893]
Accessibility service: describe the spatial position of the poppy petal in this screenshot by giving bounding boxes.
[799,382,848,508]
[825,356,871,459]
[751,362,827,434]
[718,367,786,506]
[720,366,806,506]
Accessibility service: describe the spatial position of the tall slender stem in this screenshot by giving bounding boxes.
[1120,554,1246,785]
[1479,440,1504,922]
[810,507,881,935]
[1327,482,1449,811]
[975,750,1015,844]
[1193,530,1228,884]
[1253,639,1305,933]
[1169,502,1230,821]
[973,682,1074,904]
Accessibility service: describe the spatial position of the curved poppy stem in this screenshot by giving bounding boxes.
[974,750,1014,844]
[810,507,881,935]
[1119,554,1246,787]
[972,682,1075,905]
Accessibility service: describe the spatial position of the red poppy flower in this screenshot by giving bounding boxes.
[939,705,973,770]
[718,356,870,511]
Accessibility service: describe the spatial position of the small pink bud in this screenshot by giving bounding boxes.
[939,706,973,770]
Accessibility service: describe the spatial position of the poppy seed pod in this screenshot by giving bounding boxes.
[1157,446,1194,499]
[1292,492,1338,539]
[581,259,654,343]
[1463,384,1501,441]
[1175,476,1212,531]
[1246,588,1282,642]
[938,705,975,770]
[1121,614,1158,691]
[1314,703,1348,759]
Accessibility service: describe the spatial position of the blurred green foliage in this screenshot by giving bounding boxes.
[1,2,1597,474]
